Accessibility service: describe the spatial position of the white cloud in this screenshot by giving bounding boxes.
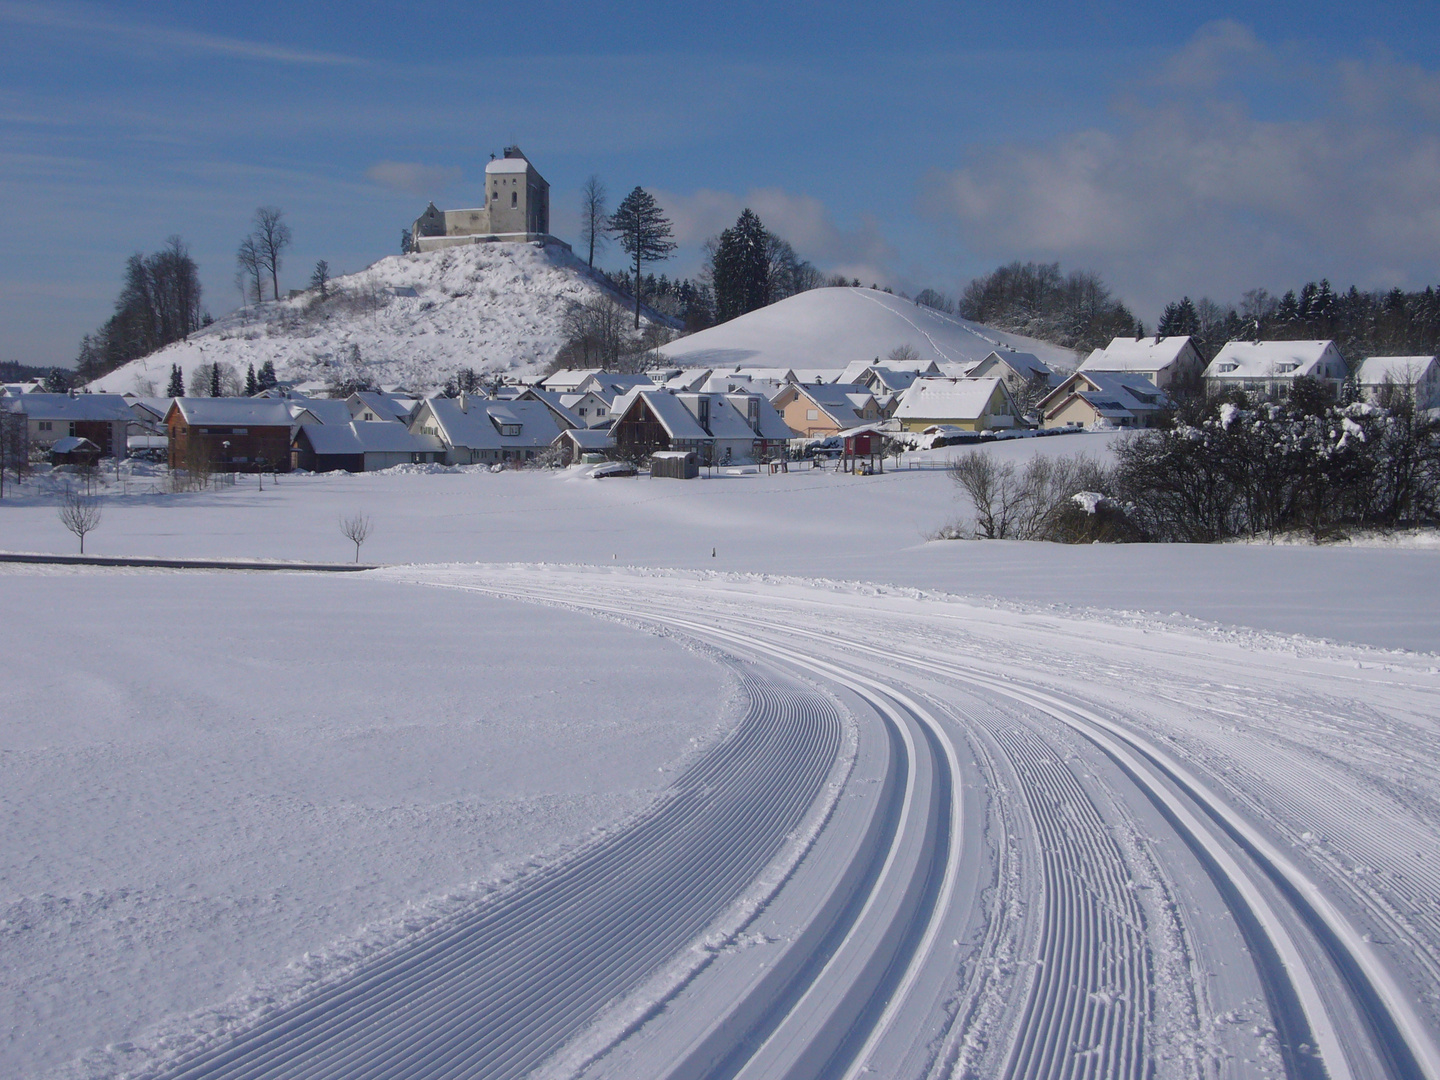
[0,1,365,66]
[920,22,1440,316]
[653,186,893,280]
[365,161,463,198]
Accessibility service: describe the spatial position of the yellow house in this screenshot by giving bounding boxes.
[891,377,1017,432]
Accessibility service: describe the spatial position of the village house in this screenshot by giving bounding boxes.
[2,392,133,457]
[348,391,420,425]
[1037,371,1171,430]
[166,398,295,471]
[1354,356,1440,410]
[770,382,880,436]
[291,421,445,472]
[1079,335,1205,390]
[967,351,1057,393]
[611,390,793,464]
[892,378,1019,433]
[1203,340,1349,398]
[409,394,570,465]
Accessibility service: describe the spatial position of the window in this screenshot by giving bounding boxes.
[698,398,710,427]
[511,191,518,208]
[806,409,819,421]
[233,428,248,435]
[38,420,51,431]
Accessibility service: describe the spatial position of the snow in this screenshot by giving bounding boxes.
[0,569,739,1078]
[83,243,664,397]
[4,429,1440,1079]
[656,287,1081,374]
[1080,335,1194,371]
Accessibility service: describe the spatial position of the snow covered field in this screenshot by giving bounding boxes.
[3,443,1439,1079]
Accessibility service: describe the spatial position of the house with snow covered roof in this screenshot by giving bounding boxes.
[1354,356,1439,409]
[291,421,445,472]
[4,392,135,457]
[836,358,941,387]
[1203,340,1349,398]
[892,378,1018,433]
[770,382,880,436]
[165,398,295,471]
[409,394,569,465]
[611,390,793,464]
[552,426,615,466]
[1079,335,1204,390]
[1037,371,1171,430]
[348,391,420,425]
[967,351,1058,392]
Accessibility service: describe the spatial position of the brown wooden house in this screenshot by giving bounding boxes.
[166,398,294,472]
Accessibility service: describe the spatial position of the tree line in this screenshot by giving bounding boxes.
[74,236,206,383]
[1155,282,1440,363]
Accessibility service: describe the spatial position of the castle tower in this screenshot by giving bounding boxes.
[484,145,549,237]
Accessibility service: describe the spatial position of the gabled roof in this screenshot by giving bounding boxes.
[893,378,1010,421]
[4,392,133,421]
[722,393,794,439]
[541,368,603,391]
[168,398,294,426]
[975,351,1052,381]
[419,396,566,450]
[291,399,354,426]
[1081,336,1196,372]
[1355,356,1438,385]
[1038,371,1170,419]
[1204,340,1345,380]
[777,382,876,426]
[630,392,712,441]
[296,421,444,456]
[50,435,100,453]
[555,427,614,450]
[517,387,583,428]
[349,391,417,423]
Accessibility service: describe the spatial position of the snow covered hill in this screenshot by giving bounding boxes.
[86,242,662,396]
[656,287,1081,374]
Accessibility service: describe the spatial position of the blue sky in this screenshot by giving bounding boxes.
[3,1,1439,367]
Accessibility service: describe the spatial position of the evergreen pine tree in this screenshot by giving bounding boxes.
[210,362,221,398]
[167,363,185,397]
[606,186,677,329]
[258,360,278,392]
[245,363,259,396]
[711,209,771,323]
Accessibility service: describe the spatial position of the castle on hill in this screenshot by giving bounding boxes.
[410,145,566,253]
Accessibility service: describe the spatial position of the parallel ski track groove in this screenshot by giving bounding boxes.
[526,583,1438,1080]
[147,673,842,1080]
[994,726,1151,1080]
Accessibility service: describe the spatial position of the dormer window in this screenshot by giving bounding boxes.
[1217,363,1238,373]
[1277,363,1298,373]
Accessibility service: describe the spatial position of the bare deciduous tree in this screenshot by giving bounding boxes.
[885,343,922,366]
[236,236,265,305]
[340,511,372,562]
[580,175,607,268]
[58,487,103,553]
[250,207,292,301]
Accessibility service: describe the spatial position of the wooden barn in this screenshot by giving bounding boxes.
[166,398,294,472]
[650,450,699,478]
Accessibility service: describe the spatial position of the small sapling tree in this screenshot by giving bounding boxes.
[340,511,372,563]
[58,487,103,553]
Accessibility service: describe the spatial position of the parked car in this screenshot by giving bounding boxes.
[590,461,638,479]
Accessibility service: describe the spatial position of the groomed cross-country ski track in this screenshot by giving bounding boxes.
[142,563,1440,1080]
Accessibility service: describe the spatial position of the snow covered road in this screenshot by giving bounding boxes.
[364,564,1440,1080]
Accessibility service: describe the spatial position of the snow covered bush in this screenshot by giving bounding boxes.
[1113,389,1440,540]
